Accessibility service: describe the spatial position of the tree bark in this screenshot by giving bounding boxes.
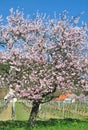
[27,101,40,126]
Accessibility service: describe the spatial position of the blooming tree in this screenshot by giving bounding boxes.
[0,9,88,125]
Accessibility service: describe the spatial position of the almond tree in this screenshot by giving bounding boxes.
[0,9,88,126]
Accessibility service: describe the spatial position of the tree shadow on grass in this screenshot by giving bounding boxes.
[0,120,27,129]
[36,118,82,126]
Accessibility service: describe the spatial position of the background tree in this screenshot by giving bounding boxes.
[0,9,88,126]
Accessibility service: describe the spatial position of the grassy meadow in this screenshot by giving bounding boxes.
[0,86,88,129]
[0,118,88,130]
[0,101,88,130]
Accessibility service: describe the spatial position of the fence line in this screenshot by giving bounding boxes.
[0,99,88,120]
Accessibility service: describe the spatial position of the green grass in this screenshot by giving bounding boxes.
[0,102,88,130]
[0,118,88,130]
[15,102,29,120]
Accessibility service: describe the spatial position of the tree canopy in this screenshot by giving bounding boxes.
[0,9,88,125]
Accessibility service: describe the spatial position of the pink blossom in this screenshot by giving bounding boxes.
[0,9,88,103]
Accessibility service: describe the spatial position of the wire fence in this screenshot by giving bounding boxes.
[0,99,88,121]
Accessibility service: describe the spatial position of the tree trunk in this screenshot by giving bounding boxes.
[27,101,40,126]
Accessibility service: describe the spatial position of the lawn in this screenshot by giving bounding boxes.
[0,102,88,129]
[0,118,88,130]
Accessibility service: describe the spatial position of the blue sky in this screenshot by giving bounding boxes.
[0,0,88,23]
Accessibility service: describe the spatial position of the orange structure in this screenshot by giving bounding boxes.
[54,93,71,101]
